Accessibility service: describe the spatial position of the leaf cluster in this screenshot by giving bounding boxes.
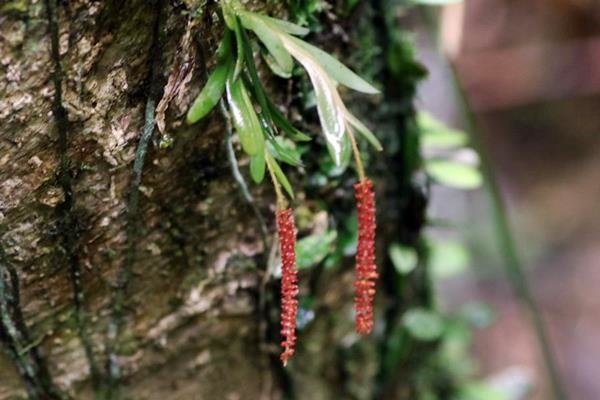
[187,0,381,198]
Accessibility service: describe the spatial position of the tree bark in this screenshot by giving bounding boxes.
[0,1,426,399]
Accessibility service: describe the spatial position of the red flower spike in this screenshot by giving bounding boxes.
[354,179,378,335]
[276,208,299,365]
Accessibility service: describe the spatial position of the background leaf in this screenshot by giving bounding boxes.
[296,230,337,269]
[429,239,471,280]
[389,243,418,275]
[403,308,445,341]
[425,159,483,189]
[418,112,468,149]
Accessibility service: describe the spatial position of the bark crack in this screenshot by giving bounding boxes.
[45,0,102,392]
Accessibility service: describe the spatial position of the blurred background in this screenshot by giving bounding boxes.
[414,0,600,399]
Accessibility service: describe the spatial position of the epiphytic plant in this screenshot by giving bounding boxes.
[187,0,381,363]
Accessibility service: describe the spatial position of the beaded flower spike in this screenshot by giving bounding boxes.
[276,207,298,365]
[268,156,299,366]
[349,134,378,335]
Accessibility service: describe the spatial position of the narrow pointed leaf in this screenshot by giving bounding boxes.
[222,2,237,30]
[239,12,294,76]
[257,14,310,36]
[239,30,277,129]
[290,47,346,164]
[231,16,245,79]
[325,134,351,175]
[186,60,230,124]
[263,51,292,78]
[313,74,346,166]
[287,35,379,94]
[339,134,352,169]
[267,154,294,199]
[425,159,483,189]
[216,30,233,60]
[268,137,302,167]
[226,78,265,156]
[346,111,383,151]
[281,37,360,164]
[250,151,266,183]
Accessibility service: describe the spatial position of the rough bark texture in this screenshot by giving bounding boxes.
[0,1,426,399]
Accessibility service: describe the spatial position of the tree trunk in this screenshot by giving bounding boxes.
[0,1,426,399]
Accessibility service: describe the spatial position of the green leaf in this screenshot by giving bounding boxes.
[418,112,468,149]
[267,100,311,141]
[258,14,310,36]
[403,308,445,341]
[268,137,302,167]
[425,159,483,189]
[458,383,508,400]
[231,16,245,79]
[300,57,346,165]
[221,1,237,30]
[338,134,352,172]
[263,51,292,78]
[296,230,337,269]
[388,243,418,275]
[186,60,230,124]
[346,111,383,151]
[215,29,233,60]
[266,153,294,199]
[287,35,380,94]
[429,240,470,279]
[417,111,450,131]
[422,128,468,149]
[239,12,294,76]
[226,78,265,156]
[250,152,266,183]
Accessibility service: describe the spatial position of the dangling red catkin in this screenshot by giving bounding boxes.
[354,178,378,335]
[276,208,299,365]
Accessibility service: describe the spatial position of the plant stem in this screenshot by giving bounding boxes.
[348,129,366,181]
[417,8,565,397]
[447,61,567,400]
[266,153,286,210]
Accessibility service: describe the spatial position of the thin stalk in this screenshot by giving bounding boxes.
[265,153,286,210]
[348,129,366,182]
[447,58,567,400]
